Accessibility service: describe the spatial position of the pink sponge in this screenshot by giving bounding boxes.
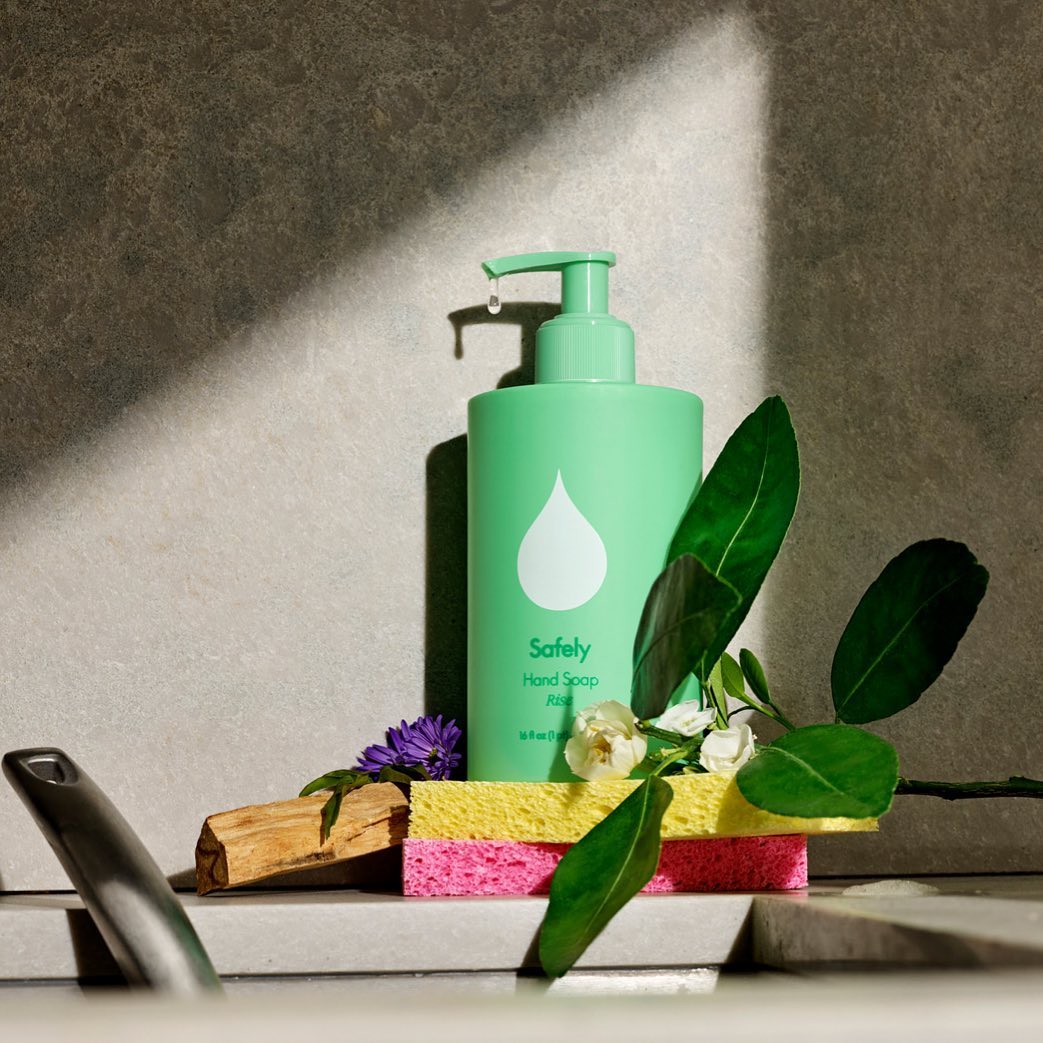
[403,834,807,897]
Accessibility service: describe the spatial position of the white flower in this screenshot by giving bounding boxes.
[565,699,648,782]
[698,723,756,773]
[656,701,716,738]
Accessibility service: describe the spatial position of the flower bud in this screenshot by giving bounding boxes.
[698,723,756,773]
[656,700,716,738]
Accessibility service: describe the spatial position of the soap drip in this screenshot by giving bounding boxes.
[487,277,502,315]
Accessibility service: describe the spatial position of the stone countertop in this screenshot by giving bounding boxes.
[3,875,1043,981]
[0,889,753,979]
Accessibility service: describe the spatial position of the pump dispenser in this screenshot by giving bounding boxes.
[467,250,702,781]
[481,252,634,383]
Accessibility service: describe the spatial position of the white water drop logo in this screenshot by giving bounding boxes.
[517,471,607,611]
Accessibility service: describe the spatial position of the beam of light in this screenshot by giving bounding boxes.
[0,12,767,885]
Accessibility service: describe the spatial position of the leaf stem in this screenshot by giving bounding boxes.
[728,698,796,732]
[652,750,688,775]
[895,776,1043,800]
[706,682,729,730]
[652,737,704,776]
[636,722,688,745]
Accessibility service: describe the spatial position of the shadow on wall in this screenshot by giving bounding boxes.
[755,1,1043,873]
[0,0,710,491]
[8,1,1041,873]
[425,302,555,741]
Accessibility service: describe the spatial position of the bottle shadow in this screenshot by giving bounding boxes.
[424,303,558,772]
[447,302,558,388]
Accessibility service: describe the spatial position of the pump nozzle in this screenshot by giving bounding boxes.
[480,250,634,383]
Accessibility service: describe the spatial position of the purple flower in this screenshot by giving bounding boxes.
[355,714,462,781]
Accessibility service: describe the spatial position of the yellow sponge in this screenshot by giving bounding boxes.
[409,775,877,842]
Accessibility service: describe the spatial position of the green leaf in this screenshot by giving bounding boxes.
[320,787,345,843]
[720,651,746,702]
[739,647,771,704]
[707,656,725,697]
[704,657,728,725]
[299,769,370,798]
[736,724,898,818]
[668,397,800,679]
[377,764,431,784]
[831,539,989,724]
[301,770,374,842]
[721,650,766,717]
[631,555,740,720]
[539,776,673,978]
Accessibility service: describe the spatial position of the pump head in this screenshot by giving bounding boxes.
[481,251,635,383]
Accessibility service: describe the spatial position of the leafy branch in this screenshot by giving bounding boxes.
[537,394,1043,979]
[300,763,429,843]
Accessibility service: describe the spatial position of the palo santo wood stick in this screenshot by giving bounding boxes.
[195,782,408,895]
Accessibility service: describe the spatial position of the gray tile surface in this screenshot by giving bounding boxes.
[1,1,1041,888]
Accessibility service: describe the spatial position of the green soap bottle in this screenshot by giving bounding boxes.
[467,251,702,781]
